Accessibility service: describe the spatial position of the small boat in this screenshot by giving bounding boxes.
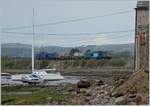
[32,70,64,81]
[21,74,43,84]
[11,69,64,82]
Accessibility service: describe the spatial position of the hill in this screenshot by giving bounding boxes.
[1,43,134,58]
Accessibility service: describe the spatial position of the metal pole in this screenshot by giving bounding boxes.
[32,8,35,72]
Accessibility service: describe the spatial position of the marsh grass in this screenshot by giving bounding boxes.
[2,86,71,105]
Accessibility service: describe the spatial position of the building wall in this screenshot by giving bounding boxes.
[135,1,149,71]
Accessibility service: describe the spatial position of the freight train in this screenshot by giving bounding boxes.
[36,51,111,60]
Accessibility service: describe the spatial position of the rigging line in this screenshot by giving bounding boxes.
[1,29,134,36]
[2,10,133,30]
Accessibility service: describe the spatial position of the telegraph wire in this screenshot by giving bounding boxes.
[2,10,133,30]
[1,29,134,36]
[2,31,134,43]
[2,32,133,38]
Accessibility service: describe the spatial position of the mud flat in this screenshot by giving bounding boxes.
[2,69,147,105]
[2,72,148,105]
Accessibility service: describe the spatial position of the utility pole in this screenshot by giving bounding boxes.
[135,1,149,71]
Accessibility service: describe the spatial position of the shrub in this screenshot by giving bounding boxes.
[39,60,49,69]
[110,58,126,67]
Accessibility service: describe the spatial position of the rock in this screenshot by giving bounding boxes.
[100,90,105,94]
[140,94,149,104]
[115,96,127,105]
[97,80,104,86]
[67,87,74,92]
[104,84,108,88]
[100,85,105,89]
[84,89,92,96]
[113,76,121,81]
[99,93,105,98]
[104,91,109,95]
[128,94,136,98]
[110,86,115,92]
[77,80,91,88]
[71,91,77,95]
[76,88,80,94]
[89,89,98,96]
[96,93,101,98]
[79,88,87,93]
[129,86,137,94]
[99,90,108,95]
[101,98,109,104]
[111,91,124,97]
[128,102,137,105]
[88,80,97,86]
[135,94,142,104]
[115,79,125,87]
[95,86,101,90]
[89,98,100,105]
[104,96,110,100]
[84,97,91,102]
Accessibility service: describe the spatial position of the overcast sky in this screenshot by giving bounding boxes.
[1,0,138,47]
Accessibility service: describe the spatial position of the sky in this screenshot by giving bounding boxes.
[1,0,138,47]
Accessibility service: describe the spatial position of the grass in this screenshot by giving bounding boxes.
[2,58,134,73]
[1,69,31,74]
[1,86,72,105]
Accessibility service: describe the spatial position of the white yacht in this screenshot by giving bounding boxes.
[21,74,43,84]
[12,9,64,83]
[32,70,64,81]
[12,69,64,82]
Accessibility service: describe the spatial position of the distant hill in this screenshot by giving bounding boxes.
[1,43,134,58]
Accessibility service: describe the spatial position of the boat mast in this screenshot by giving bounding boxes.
[32,8,35,72]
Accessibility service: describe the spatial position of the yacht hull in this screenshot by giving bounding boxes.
[38,75,64,81]
[11,74,64,81]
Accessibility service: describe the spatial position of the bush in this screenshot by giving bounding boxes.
[2,57,14,69]
[110,58,126,67]
[39,60,49,69]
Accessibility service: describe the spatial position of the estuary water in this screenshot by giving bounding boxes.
[1,76,80,86]
[1,74,115,86]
